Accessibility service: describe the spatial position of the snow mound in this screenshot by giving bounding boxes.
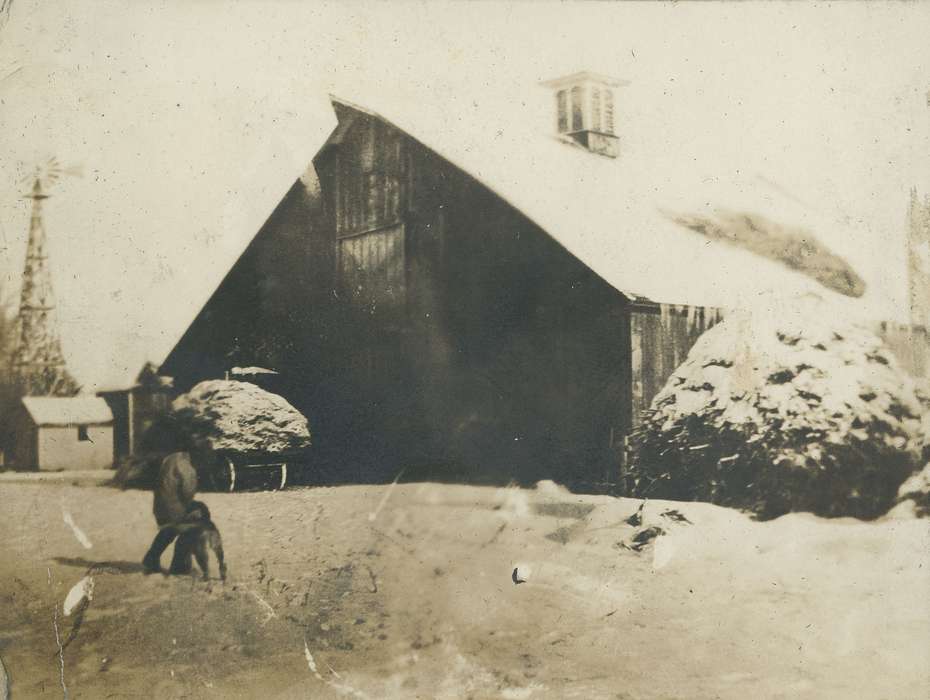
[172,380,312,454]
[895,462,930,517]
[629,302,924,519]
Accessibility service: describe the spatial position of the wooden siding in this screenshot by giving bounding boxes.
[630,305,720,426]
[100,386,174,463]
[10,406,37,470]
[878,322,930,378]
[337,224,406,309]
[100,392,130,462]
[37,425,113,471]
[332,117,408,237]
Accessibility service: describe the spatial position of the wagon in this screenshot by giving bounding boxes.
[198,449,311,492]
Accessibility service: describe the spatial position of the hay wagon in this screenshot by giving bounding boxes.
[199,449,311,492]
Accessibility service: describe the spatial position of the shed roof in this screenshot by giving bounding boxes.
[22,396,113,427]
[325,84,898,322]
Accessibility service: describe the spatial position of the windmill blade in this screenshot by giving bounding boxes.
[45,157,62,180]
[17,157,84,193]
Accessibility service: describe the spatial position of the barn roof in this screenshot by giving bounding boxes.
[326,85,898,322]
[21,396,113,427]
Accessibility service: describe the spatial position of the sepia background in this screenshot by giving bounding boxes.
[2,2,930,699]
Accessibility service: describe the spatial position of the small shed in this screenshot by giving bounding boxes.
[12,396,114,471]
[97,363,175,464]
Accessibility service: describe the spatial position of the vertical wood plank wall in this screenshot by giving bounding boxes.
[336,224,406,308]
[630,305,720,427]
[878,322,930,378]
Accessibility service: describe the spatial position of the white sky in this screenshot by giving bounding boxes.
[0,1,928,391]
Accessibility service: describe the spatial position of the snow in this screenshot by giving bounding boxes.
[326,88,897,321]
[230,366,279,376]
[3,481,929,698]
[21,396,113,426]
[896,462,930,516]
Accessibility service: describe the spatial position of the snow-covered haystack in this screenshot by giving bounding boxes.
[893,379,930,516]
[629,303,924,520]
[172,380,311,454]
[894,463,930,517]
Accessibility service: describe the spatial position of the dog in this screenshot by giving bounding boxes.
[171,500,227,582]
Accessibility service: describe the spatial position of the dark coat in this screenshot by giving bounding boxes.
[153,452,199,526]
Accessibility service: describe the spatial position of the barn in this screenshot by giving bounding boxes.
[160,72,888,491]
[10,396,114,471]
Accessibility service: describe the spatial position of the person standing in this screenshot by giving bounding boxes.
[142,451,200,574]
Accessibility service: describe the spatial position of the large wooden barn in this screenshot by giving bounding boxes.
[160,72,886,490]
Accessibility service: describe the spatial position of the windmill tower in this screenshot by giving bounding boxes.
[9,162,80,397]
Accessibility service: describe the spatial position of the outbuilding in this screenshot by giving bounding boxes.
[11,396,114,471]
[98,362,175,465]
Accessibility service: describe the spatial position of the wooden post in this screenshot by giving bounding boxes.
[630,312,644,429]
[127,390,134,457]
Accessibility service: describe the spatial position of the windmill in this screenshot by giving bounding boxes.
[18,157,84,192]
[8,157,83,397]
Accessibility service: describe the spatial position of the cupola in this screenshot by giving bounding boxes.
[541,71,629,158]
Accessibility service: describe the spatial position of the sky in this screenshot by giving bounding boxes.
[0,1,928,391]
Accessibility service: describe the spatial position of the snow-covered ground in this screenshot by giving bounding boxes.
[1,480,927,699]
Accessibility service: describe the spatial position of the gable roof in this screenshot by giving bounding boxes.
[326,85,898,322]
[22,396,113,427]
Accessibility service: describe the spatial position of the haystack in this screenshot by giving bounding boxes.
[629,302,924,519]
[893,380,930,517]
[895,463,930,517]
[171,380,312,454]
